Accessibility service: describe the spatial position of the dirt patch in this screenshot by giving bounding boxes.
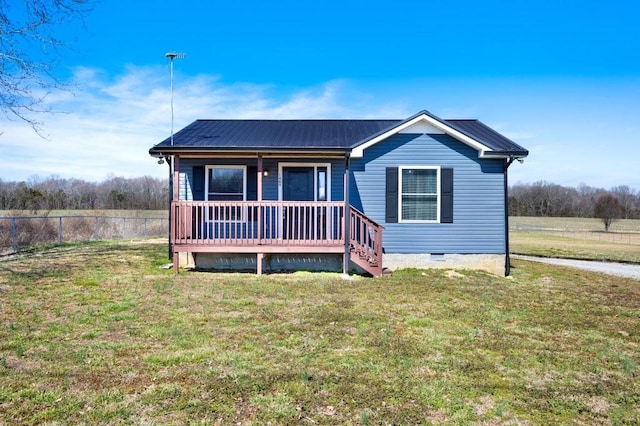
[445,270,467,279]
[587,396,613,415]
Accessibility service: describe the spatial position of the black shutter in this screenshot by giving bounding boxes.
[440,168,453,223]
[385,167,398,223]
[192,166,205,201]
[247,166,258,201]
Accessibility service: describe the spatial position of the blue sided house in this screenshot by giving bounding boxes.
[149,110,528,277]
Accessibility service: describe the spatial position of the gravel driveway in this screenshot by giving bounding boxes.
[512,255,640,280]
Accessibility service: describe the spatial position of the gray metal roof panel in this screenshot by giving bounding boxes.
[443,119,529,155]
[149,113,528,156]
[152,119,401,150]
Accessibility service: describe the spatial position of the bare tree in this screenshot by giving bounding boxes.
[509,182,640,219]
[611,185,637,219]
[593,193,622,232]
[0,175,168,211]
[0,0,92,133]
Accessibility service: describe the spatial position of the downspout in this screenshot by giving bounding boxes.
[503,156,516,276]
[343,153,351,275]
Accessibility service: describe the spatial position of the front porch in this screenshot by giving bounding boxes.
[171,201,383,276]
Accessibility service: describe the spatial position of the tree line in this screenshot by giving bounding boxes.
[0,175,168,212]
[509,181,640,228]
[2,176,639,222]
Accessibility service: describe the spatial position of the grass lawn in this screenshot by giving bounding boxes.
[1,240,639,424]
[510,216,640,263]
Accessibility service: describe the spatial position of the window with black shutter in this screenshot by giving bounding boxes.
[386,166,453,223]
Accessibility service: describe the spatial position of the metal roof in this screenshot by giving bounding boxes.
[149,112,528,157]
[444,119,529,155]
[152,119,399,151]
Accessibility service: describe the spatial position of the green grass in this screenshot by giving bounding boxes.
[511,216,640,262]
[511,216,640,233]
[1,240,639,424]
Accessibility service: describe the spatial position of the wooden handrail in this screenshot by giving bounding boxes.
[172,201,345,247]
[348,207,384,277]
[170,200,384,276]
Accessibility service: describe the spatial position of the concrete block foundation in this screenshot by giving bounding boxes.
[383,253,506,276]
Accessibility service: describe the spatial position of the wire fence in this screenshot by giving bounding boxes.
[510,223,640,245]
[0,215,168,255]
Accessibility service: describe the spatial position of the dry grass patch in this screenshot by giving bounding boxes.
[1,241,639,424]
[511,230,640,262]
[510,216,640,262]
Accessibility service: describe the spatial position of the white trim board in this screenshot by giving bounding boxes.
[277,162,332,202]
[351,113,493,158]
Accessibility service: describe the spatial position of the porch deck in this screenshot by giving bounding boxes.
[170,201,383,276]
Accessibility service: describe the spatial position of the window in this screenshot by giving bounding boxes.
[206,166,246,220]
[317,167,327,201]
[400,166,440,222]
[207,166,245,200]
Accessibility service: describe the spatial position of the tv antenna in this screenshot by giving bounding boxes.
[165,52,186,145]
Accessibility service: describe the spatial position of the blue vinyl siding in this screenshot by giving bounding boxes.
[350,133,506,254]
[330,159,345,202]
[178,157,345,201]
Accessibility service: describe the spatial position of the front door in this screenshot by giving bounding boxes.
[282,167,314,239]
[283,167,314,201]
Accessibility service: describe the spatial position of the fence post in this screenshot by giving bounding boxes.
[94,216,99,240]
[11,217,17,253]
[144,218,148,237]
[58,216,63,244]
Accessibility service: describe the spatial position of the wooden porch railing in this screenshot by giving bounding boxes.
[172,201,345,248]
[170,201,384,276]
[348,207,384,277]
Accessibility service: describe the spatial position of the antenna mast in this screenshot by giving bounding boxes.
[165,52,186,145]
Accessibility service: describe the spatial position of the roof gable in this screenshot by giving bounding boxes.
[350,110,527,158]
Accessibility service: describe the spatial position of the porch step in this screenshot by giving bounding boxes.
[349,246,377,262]
[348,244,382,277]
[349,245,378,264]
[349,251,381,276]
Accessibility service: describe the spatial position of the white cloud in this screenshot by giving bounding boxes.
[1,68,639,191]
[0,66,399,182]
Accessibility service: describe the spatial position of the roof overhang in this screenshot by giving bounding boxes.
[149,146,350,157]
[480,151,529,160]
[351,111,508,159]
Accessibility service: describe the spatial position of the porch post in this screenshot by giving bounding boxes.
[343,154,351,275]
[257,154,263,202]
[257,253,264,275]
[172,155,180,274]
[173,155,180,201]
[257,154,263,274]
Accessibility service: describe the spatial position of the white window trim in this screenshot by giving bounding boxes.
[205,165,247,222]
[278,162,332,202]
[205,165,247,201]
[398,165,441,223]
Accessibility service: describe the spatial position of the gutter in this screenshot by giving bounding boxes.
[149,147,351,157]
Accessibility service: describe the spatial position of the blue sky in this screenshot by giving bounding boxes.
[1,0,639,189]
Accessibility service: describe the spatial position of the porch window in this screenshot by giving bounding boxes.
[317,167,327,201]
[206,166,246,220]
[399,166,439,222]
